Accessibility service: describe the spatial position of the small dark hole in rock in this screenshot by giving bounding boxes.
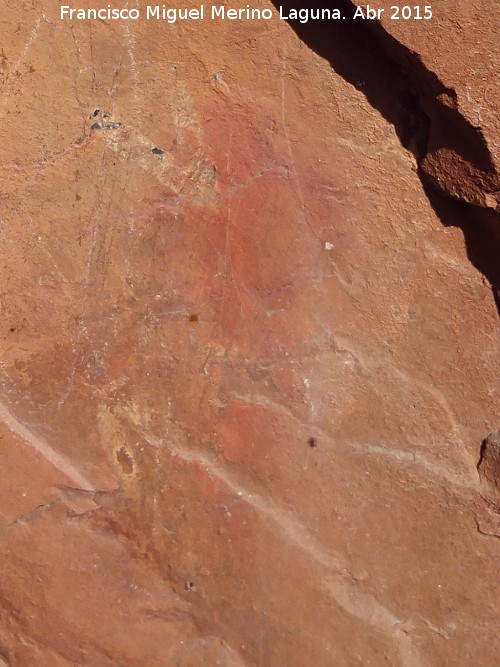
[93,109,100,117]
[188,313,199,323]
[152,147,164,156]
[307,437,317,448]
[9,327,16,333]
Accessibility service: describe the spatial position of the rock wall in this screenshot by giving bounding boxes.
[0,2,498,665]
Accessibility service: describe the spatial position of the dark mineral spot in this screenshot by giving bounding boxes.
[152,147,164,159]
[188,313,199,323]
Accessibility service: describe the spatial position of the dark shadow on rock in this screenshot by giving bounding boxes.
[421,179,500,312]
[273,0,500,316]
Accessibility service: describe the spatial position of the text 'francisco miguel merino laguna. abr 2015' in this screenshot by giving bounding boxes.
[60,5,433,23]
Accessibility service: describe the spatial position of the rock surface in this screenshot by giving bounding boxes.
[348,0,500,211]
[478,430,500,506]
[0,1,498,665]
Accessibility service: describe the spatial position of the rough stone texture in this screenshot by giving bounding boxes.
[0,2,499,665]
[478,431,500,507]
[349,0,500,211]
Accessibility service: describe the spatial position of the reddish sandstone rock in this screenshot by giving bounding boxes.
[478,430,500,506]
[349,0,500,210]
[0,1,498,665]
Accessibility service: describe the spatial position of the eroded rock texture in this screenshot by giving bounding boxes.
[348,0,500,211]
[0,1,498,665]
